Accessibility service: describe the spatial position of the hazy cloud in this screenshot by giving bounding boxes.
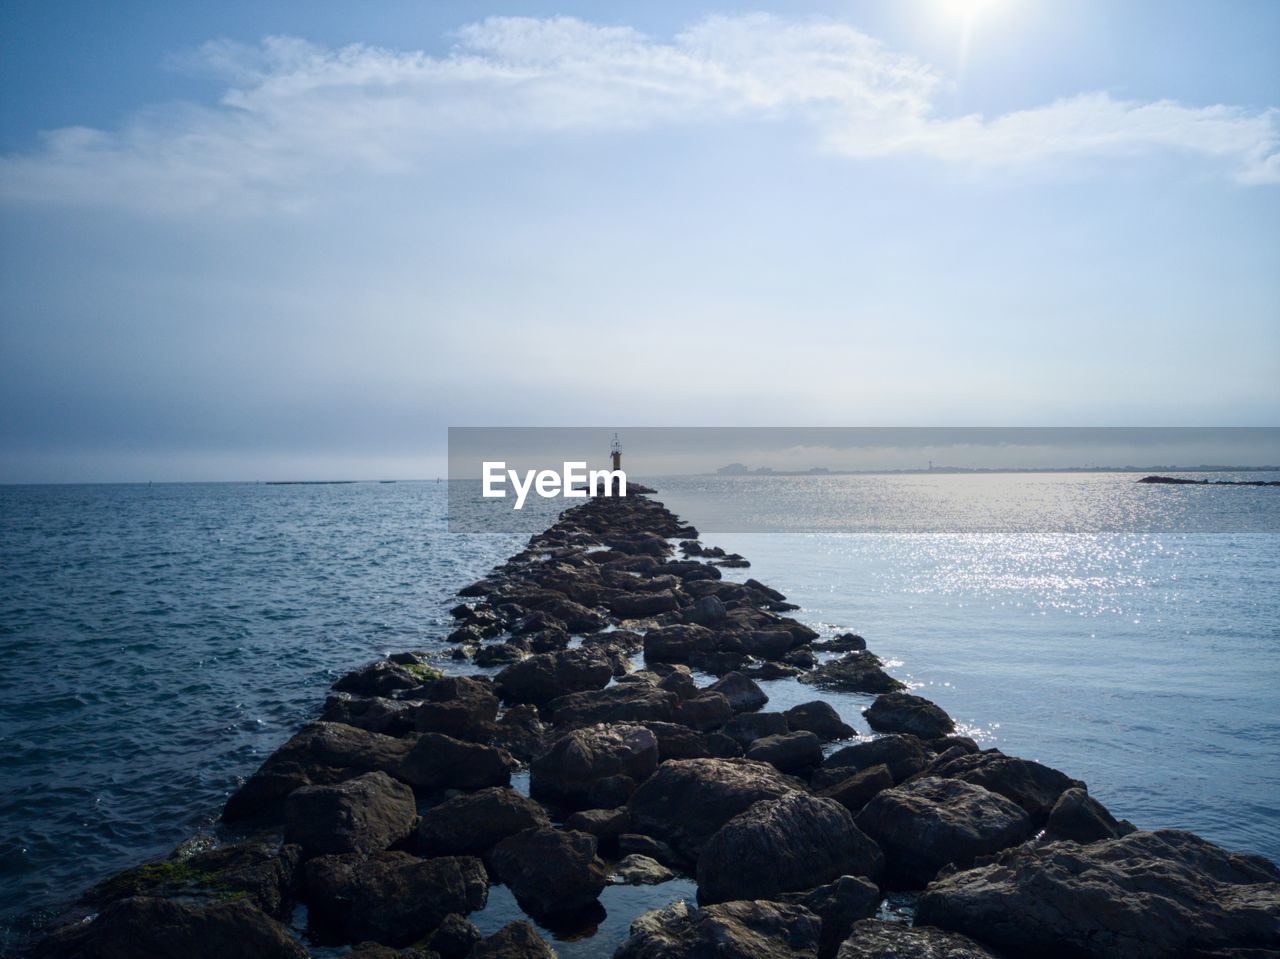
[2,14,1276,216]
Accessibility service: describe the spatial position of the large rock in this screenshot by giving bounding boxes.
[489,827,609,916]
[320,693,421,736]
[738,630,797,659]
[836,919,1002,959]
[548,684,678,727]
[930,750,1080,822]
[627,758,800,859]
[799,653,904,693]
[530,723,660,809]
[643,624,717,662]
[816,764,895,814]
[495,648,613,706]
[785,701,855,742]
[417,786,550,856]
[612,854,675,885]
[303,851,487,946]
[854,777,1033,887]
[917,829,1280,959]
[397,732,513,792]
[616,900,821,959]
[469,920,557,958]
[822,735,930,784]
[686,595,728,626]
[722,711,790,749]
[697,794,884,903]
[643,721,743,761]
[707,672,768,712]
[413,675,501,736]
[780,877,880,959]
[332,659,438,697]
[674,691,734,731]
[610,589,681,618]
[34,897,307,959]
[1045,786,1135,843]
[283,771,416,857]
[862,692,954,739]
[746,731,824,773]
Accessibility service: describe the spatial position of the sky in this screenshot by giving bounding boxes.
[1,0,1278,482]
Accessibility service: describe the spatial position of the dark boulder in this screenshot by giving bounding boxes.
[686,595,727,626]
[931,750,1081,822]
[697,793,884,903]
[746,731,824,773]
[566,806,631,842]
[303,851,487,946]
[1045,786,1136,843]
[643,721,743,761]
[473,642,527,667]
[862,692,955,739]
[616,900,821,959]
[854,776,1033,887]
[494,648,613,706]
[398,732,514,793]
[627,758,800,859]
[283,771,416,857]
[707,672,768,712]
[618,833,684,869]
[780,876,880,959]
[332,659,438,697]
[675,691,734,731]
[417,786,550,856]
[611,854,676,885]
[320,693,420,736]
[643,624,717,662]
[799,652,904,693]
[413,675,501,736]
[738,630,797,659]
[489,827,609,916]
[835,919,1002,959]
[917,829,1280,959]
[34,897,307,959]
[722,711,790,749]
[656,669,699,700]
[530,723,660,810]
[822,734,930,784]
[548,684,678,727]
[610,589,681,618]
[785,701,856,742]
[816,764,895,813]
[469,920,557,959]
[813,633,867,652]
[425,913,481,959]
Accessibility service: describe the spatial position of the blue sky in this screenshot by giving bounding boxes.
[1,0,1277,481]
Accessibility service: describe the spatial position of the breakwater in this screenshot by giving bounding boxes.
[31,489,1280,958]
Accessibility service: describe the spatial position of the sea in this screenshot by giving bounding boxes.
[2,473,1277,955]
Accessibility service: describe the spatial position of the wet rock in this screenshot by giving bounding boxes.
[284,771,416,857]
[745,578,787,602]
[490,827,609,916]
[618,833,684,869]
[722,711,790,749]
[686,595,727,626]
[862,692,955,739]
[656,668,699,700]
[611,589,681,618]
[642,721,743,761]
[1045,786,1136,843]
[473,642,527,667]
[566,806,632,842]
[616,899,821,959]
[643,624,717,662]
[746,731,824,773]
[547,684,678,727]
[675,691,734,731]
[417,786,551,856]
[931,750,1081,822]
[785,701,856,742]
[82,838,301,919]
[34,896,307,959]
[426,913,481,959]
[627,758,800,859]
[707,672,768,712]
[530,723,660,809]
[822,734,930,784]
[816,764,895,813]
[468,920,557,959]
[740,661,805,680]
[398,733,514,793]
[612,854,675,885]
[854,776,1033,887]
[738,630,797,659]
[813,633,867,652]
[835,919,1002,959]
[780,876,880,959]
[303,851,487,946]
[917,829,1280,959]
[494,648,614,706]
[333,659,439,697]
[799,652,904,693]
[697,793,884,903]
[321,692,420,736]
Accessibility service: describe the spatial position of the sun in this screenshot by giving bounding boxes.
[937,0,1008,20]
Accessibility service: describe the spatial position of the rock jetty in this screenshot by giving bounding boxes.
[33,488,1280,958]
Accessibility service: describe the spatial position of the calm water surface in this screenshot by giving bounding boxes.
[2,474,1277,953]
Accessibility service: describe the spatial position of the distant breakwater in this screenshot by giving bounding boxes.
[30,489,1280,959]
[1139,474,1280,487]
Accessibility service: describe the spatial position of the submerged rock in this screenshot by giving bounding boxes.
[489,827,609,916]
[615,899,822,959]
[697,793,884,903]
[799,652,904,693]
[628,757,800,859]
[284,771,416,857]
[862,692,955,739]
[854,776,1033,888]
[916,829,1280,959]
[835,919,1002,958]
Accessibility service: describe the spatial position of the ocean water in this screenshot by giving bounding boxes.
[2,474,1278,953]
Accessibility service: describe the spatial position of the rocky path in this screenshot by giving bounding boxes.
[34,490,1280,958]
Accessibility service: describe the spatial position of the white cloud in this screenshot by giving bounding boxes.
[2,14,1276,215]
